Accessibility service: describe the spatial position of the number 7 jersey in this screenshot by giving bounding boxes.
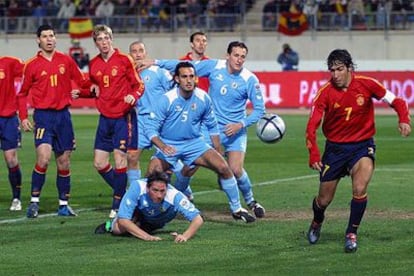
[307,74,387,144]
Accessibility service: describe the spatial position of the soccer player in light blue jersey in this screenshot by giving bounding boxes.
[127,41,173,184]
[95,171,203,242]
[145,61,256,223]
[142,41,266,218]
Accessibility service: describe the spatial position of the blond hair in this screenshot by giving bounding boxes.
[92,24,113,42]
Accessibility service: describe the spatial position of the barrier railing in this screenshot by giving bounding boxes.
[1,10,413,38]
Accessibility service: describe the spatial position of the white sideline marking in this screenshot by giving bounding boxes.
[0,167,409,224]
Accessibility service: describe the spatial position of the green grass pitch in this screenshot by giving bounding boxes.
[0,114,413,275]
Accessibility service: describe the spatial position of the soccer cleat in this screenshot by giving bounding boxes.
[248,200,265,218]
[58,205,77,216]
[10,198,22,211]
[307,221,322,244]
[109,209,118,219]
[344,233,358,253]
[27,202,39,218]
[232,208,256,223]
[94,220,112,234]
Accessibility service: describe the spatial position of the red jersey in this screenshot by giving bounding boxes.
[306,74,390,163]
[0,56,25,118]
[89,49,144,118]
[19,50,89,116]
[179,52,210,92]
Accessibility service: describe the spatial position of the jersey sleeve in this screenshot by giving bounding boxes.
[203,94,220,135]
[305,91,326,167]
[145,94,169,141]
[172,189,200,221]
[242,75,265,127]
[117,181,143,219]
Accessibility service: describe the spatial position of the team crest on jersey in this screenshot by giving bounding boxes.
[356,95,365,106]
[0,70,5,79]
[180,198,191,209]
[96,71,102,76]
[41,70,47,76]
[144,75,150,82]
[111,67,118,77]
[191,103,197,110]
[59,64,65,74]
[334,102,341,109]
[232,82,237,89]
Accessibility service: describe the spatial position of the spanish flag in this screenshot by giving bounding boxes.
[277,12,308,36]
[68,18,93,39]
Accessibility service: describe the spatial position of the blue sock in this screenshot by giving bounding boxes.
[237,170,254,205]
[220,176,241,213]
[174,169,191,192]
[127,169,141,184]
[57,170,71,201]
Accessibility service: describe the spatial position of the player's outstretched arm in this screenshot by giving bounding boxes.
[117,218,162,241]
[172,214,204,243]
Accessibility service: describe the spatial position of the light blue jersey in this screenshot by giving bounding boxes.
[117,179,200,228]
[135,65,173,149]
[146,87,219,141]
[137,65,173,115]
[156,59,265,128]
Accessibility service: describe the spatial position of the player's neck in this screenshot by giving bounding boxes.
[191,51,204,61]
[40,49,55,60]
[101,48,115,61]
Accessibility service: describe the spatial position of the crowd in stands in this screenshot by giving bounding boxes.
[1,0,413,34]
[0,0,255,33]
[263,0,414,31]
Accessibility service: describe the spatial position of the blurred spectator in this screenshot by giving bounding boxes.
[75,1,89,16]
[330,0,348,30]
[57,0,76,32]
[6,0,23,33]
[24,0,47,33]
[95,0,115,25]
[262,0,278,31]
[112,0,130,30]
[215,0,237,32]
[279,0,292,13]
[185,0,203,33]
[392,0,414,29]
[277,43,299,71]
[348,0,366,29]
[303,0,320,30]
[68,38,89,70]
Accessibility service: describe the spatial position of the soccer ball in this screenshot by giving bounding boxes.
[256,113,286,143]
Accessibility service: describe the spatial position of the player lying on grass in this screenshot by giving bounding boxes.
[95,171,203,243]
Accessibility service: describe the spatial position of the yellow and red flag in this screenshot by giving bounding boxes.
[277,12,308,36]
[68,18,93,39]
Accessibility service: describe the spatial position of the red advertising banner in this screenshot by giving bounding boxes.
[17,71,414,109]
[256,71,414,108]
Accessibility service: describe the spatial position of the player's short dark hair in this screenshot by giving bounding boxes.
[190,31,206,42]
[327,49,355,71]
[146,171,170,188]
[174,61,196,78]
[36,24,55,37]
[227,41,248,55]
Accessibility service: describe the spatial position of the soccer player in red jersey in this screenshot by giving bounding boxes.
[305,49,411,253]
[179,31,210,92]
[0,55,28,211]
[19,24,91,218]
[88,24,144,218]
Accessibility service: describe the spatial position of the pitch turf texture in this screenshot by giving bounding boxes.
[0,114,413,275]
